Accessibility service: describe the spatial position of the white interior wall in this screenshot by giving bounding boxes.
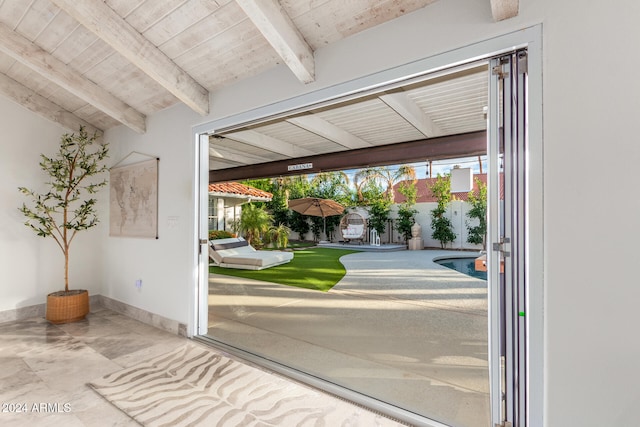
[2,0,638,425]
[103,104,201,325]
[541,1,640,425]
[0,96,107,312]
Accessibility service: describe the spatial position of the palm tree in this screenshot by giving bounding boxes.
[310,171,352,205]
[354,165,416,203]
[239,203,272,246]
[354,168,379,204]
[274,174,312,201]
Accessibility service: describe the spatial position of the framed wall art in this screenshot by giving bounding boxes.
[109,154,159,239]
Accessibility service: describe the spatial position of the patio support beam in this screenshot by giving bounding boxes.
[210,130,487,182]
[380,92,444,138]
[222,130,315,157]
[209,145,271,165]
[287,115,372,149]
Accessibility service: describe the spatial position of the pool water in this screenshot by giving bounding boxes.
[436,257,487,280]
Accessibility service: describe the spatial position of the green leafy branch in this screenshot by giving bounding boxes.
[18,127,109,291]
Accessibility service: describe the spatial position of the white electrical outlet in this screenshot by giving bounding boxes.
[135,279,142,289]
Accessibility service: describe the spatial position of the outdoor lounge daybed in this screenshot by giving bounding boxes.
[209,237,293,270]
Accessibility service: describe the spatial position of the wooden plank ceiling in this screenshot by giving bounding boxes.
[0,0,518,169]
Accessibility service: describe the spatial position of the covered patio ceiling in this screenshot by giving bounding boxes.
[209,63,490,180]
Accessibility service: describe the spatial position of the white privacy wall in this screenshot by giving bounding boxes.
[310,202,485,250]
[0,96,107,312]
[410,201,484,250]
[16,1,636,426]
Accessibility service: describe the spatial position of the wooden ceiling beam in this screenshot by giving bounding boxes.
[287,115,371,149]
[236,0,315,83]
[490,0,519,21]
[210,131,487,182]
[0,72,103,137]
[50,0,210,116]
[0,22,145,133]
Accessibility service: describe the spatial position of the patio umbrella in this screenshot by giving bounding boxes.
[288,197,344,241]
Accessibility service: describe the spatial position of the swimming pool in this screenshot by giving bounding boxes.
[435,257,487,280]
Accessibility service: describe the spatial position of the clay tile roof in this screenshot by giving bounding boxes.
[208,182,272,200]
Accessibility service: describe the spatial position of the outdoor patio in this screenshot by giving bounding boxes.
[207,249,490,427]
[318,241,407,251]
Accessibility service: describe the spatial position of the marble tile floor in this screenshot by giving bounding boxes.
[0,308,186,426]
[0,308,405,427]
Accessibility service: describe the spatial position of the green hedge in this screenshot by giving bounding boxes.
[209,230,235,240]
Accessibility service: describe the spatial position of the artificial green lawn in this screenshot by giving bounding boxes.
[210,247,359,292]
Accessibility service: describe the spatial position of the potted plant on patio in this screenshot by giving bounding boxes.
[466,177,487,250]
[267,223,291,249]
[18,127,109,324]
[428,174,456,248]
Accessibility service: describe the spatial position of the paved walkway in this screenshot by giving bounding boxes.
[207,249,490,427]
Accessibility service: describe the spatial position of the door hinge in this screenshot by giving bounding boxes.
[198,239,208,255]
[492,64,509,79]
[492,57,510,79]
[517,51,528,74]
[495,422,513,427]
[492,237,511,257]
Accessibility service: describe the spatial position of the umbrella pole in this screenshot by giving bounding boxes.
[323,216,327,241]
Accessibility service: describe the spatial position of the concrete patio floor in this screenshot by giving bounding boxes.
[207,249,490,427]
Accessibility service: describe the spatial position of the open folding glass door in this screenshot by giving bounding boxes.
[488,50,528,427]
[194,26,542,425]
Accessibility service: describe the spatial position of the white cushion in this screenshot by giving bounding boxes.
[342,224,364,238]
[209,237,293,270]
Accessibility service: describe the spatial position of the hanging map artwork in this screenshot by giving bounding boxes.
[109,158,158,238]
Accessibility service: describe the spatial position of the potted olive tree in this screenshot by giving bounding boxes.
[19,127,108,324]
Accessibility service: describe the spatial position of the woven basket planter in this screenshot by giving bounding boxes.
[46,289,89,324]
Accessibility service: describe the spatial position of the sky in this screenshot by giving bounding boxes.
[338,155,488,184]
[406,155,487,179]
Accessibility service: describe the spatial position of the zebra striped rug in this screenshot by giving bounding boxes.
[89,343,405,427]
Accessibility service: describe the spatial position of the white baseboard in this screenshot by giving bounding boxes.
[95,295,188,337]
[0,294,187,337]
